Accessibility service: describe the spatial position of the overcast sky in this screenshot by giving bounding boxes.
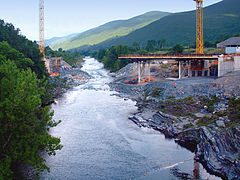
[0,0,222,41]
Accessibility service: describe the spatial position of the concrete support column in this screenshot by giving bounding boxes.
[218,58,221,77]
[148,62,151,82]
[188,60,191,77]
[141,62,144,75]
[179,61,181,79]
[138,61,141,84]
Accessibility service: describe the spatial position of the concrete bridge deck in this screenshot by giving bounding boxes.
[118,54,219,83]
[119,54,218,62]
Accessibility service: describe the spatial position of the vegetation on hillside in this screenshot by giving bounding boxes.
[0,20,47,79]
[0,20,62,179]
[92,0,240,50]
[45,47,83,67]
[95,45,130,72]
[93,41,164,72]
[50,11,170,50]
[93,39,223,72]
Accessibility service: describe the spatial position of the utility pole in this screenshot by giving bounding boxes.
[39,0,50,72]
[194,0,204,54]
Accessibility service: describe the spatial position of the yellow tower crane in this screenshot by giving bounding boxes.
[194,0,204,54]
[39,0,50,72]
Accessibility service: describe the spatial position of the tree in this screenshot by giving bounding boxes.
[96,48,106,61]
[157,39,166,50]
[204,41,215,48]
[0,19,48,79]
[100,45,130,71]
[45,46,83,67]
[0,41,33,70]
[0,60,62,179]
[169,44,184,54]
[145,40,156,52]
[132,42,140,51]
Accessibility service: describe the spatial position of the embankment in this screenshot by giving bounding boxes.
[109,68,240,179]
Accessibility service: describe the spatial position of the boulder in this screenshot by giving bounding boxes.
[216,120,225,127]
[194,113,205,118]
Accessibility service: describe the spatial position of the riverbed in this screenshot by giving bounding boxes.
[40,57,220,180]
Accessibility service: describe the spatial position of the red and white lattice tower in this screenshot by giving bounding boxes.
[39,0,50,72]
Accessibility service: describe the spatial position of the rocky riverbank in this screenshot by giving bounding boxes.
[109,65,240,179]
[50,67,91,100]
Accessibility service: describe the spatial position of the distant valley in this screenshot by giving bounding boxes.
[49,0,240,51]
[48,11,170,50]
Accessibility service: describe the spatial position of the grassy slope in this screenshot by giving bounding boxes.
[95,0,240,48]
[45,33,78,47]
[51,11,170,50]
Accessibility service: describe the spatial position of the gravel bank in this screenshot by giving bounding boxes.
[51,68,91,100]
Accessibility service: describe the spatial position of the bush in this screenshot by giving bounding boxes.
[228,97,240,123]
[196,116,214,127]
[183,123,194,130]
[151,88,163,98]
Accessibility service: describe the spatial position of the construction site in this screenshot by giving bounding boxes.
[117,0,240,85]
[39,0,67,77]
[34,0,240,180]
[38,0,240,82]
[108,4,240,179]
[118,52,240,84]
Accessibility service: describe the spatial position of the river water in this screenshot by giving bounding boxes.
[40,57,219,180]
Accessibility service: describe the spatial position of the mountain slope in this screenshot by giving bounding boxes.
[45,33,78,47]
[93,0,240,49]
[50,11,170,50]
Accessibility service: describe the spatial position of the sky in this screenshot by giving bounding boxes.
[0,0,222,41]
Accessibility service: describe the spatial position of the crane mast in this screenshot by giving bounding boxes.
[39,0,45,59]
[194,0,204,54]
[39,0,50,72]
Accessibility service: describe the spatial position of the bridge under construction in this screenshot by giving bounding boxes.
[119,54,219,84]
[118,0,217,84]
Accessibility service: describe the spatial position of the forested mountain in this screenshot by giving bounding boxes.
[81,0,240,50]
[45,33,78,46]
[50,11,170,50]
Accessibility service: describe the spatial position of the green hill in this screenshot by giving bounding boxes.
[89,0,240,49]
[50,11,170,50]
[45,33,78,47]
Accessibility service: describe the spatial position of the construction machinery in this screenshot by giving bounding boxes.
[194,0,204,54]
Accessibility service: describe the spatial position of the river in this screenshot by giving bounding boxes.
[40,57,220,180]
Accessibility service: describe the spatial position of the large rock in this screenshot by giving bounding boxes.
[194,113,206,118]
[196,126,240,179]
[216,120,225,127]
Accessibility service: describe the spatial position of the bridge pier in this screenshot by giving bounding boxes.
[179,61,181,79]
[137,61,151,84]
[188,60,191,77]
[138,61,141,84]
[148,62,151,82]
